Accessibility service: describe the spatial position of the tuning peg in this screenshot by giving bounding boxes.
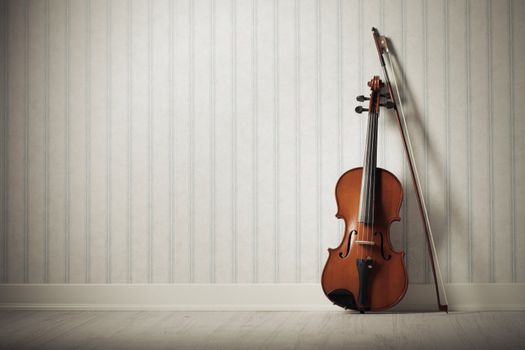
[380,101,395,109]
[356,95,370,102]
[355,106,369,114]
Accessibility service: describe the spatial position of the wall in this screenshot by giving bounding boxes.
[0,0,524,291]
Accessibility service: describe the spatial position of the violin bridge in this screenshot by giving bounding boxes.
[355,240,376,246]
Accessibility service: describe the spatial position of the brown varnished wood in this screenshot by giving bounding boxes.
[321,167,408,311]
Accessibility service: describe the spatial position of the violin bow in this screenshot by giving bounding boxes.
[371,27,449,312]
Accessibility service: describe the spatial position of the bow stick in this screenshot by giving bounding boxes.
[372,27,449,312]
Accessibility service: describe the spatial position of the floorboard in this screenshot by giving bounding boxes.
[0,311,523,349]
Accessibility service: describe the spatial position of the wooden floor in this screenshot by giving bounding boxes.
[0,311,524,349]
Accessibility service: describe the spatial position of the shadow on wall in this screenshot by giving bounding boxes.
[385,39,462,285]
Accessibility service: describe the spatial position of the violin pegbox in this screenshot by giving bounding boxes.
[355,76,395,114]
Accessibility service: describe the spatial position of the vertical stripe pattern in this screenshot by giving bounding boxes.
[0,0,523,286]
[273,0,279,283]
[466,0,473,283]
[188,0,194,283]
[127,0,132,283]
[294,0,301,283]
[147,0,152,284]
[23,0,30,283]
[65,0,71,283]
[316,0,322,281]
[508,0,516,283]
[487,0,494,283]
[84,0,91,283]
[168,0,175,284]
[210,0,216,283]
[423,0,429,283]
[105,0,111,284]
[231,0,237,283]
[252,0,258,283]
[444,0,450,282]
[43,0,49,283]
[2,0,9,283]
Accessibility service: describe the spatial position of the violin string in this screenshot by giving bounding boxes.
[360,104,366,260]
[369,107,376,257]
[365,109,370,259]
[370,109,379,255]
[361,99,371,260]
[367,106,373,258]
[369,106,373,259]
[366,105,375,258]
[365,108,369,261]
[366,98,373,259]
[360,109,367,260]
[367,109,377,259]
[360,82,381,261]
[365,110,370,260]
[367,111,372,259]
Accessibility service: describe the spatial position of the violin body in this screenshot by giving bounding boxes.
[321,167,407,311]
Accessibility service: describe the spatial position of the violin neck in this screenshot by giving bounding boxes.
[358,110,379,224]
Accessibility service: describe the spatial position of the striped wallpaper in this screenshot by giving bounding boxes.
[0,0,524,285]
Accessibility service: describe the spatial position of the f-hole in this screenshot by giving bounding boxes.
[339,230,357,259]
[374,231,391,260]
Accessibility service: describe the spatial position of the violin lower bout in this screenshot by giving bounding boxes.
[322,240,407,311]
[321,167,408,312]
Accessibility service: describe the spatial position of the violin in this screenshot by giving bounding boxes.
[321,76,407,313]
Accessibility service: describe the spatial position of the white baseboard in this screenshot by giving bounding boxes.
[0,283,523,311]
